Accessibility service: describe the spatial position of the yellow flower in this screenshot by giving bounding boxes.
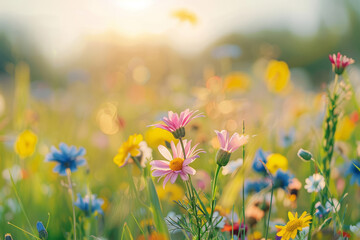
[223,72,251,92]
[113,134,143,167]
[172,9,197,25]
[144,127,176,149]
[265,60,290,93]
[276,211,312,240]
[335,116,355,141]
[266,153,288,174]
[249,231,262,240]
[14,130,37,159]
[156,183,184,202]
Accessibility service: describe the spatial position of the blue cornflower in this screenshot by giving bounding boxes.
[75,193,104,216]
[252,148,268,174]
[345,160,360,186]
[244,180,269,195]
[273,170,293,190]
[45,143,86,175]
[314,202,330,219]
[278,127,295,148]
[36,221,48,240]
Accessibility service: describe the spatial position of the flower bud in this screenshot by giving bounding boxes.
[36,221,48,240]
[297,148,313,161]
[5,234,13,240]
[216,149,231,166]
[171,127,185,139]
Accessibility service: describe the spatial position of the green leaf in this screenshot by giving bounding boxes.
[319,217,332,230]
[146,176,170,238]
[121,222,134,240]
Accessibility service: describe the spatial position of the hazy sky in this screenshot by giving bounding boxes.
[0,0,349,62]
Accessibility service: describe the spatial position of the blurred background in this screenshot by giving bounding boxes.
[1,0,360,238]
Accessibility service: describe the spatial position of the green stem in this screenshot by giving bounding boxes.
[8,222,41,240]
[242,120,246,238]
[179,138,202,238]
[208,164,221,238]
[332,74,339,98]
[66,168,77,240]
[264,182,274,240]
[9,171,36,234]
[307,193,316,240]
[312,159,344,238]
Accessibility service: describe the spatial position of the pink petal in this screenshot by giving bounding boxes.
[184,139,191,157]
[163,173,172,188]
[215,130,228,150]
[152,169,172,177]
[158,145,173,161]
[150,160,170,170]
[180,171,189,181]
[183,156,197,165]
[170,172,178,183]
[171,141,178,159]
[183,166,196,175]
[151,124,171,131]
[176,141,183,159]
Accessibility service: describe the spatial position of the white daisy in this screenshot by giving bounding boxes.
[304,173,325,193]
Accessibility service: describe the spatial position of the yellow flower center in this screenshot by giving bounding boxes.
[169,158,184,171]
[285,219,302,232]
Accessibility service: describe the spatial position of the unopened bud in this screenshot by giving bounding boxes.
[216,149,231,166]
[5,234,13,240]
[297,148,313,161]
[172,127,185,139]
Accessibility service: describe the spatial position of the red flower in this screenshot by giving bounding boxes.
[329,52,355,75]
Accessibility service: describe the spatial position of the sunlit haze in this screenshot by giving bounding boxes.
[0,0,350,62]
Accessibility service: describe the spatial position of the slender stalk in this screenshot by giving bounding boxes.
[264,182,274,240]
[332,74,339,98]
[66,168,77,240]
[312,159,344,239]
[179,138,202,238]
[307,193,316,240]
[242,120,246,238]
[9,171,36,234]
[209,165,221,222]
[231,205,235,238]
[8,222,41,240]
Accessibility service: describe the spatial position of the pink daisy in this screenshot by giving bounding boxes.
[150,140,205,188]
[329,52,355,75]
[151,109,204,138]
[215,130,249,153]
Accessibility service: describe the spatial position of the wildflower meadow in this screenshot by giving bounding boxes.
[1,1,360,239]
